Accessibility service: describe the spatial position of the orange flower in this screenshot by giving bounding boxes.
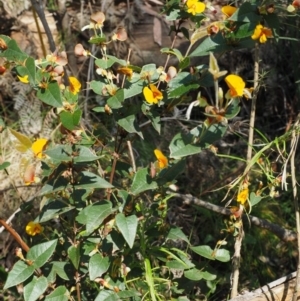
[143,84,163,104]
[26,221,43,236]
[251,24,273,43]
[69,76,81,95]
[154,149,168,169]
[221,5,237,18]
[117,66,133,79]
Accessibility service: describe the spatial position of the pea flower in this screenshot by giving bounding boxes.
[117,66,133,80]
[186,0,206,15]
[74,43,90,57]
[221,5,237,18]
[251,24,273,43]
[17,75,29,84]
[237,188,249,205]
[82,11,105,31]
[69,76,81,95]
[225,74,245,97]
[31,138,48,159]
[26,221,43,236]
[154,149,168,169]
[23,164,36,185]
[112,27,128,41]
[143,84,163,104]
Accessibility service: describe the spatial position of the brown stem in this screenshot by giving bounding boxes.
[0,219,30,252]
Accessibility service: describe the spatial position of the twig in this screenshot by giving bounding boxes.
[169,192,297,242]
[0,219,29,252]
[30,0,56,52]
[230,42,260,298]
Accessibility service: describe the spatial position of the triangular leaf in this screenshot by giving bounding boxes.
[89,254,110,280]
[130,167,158,195]
[4,260,35,289]
[37,81,63,107]
[27,239,58,269]
[115,213,138,248]
[23,276,48,301]
[45,286,69,301]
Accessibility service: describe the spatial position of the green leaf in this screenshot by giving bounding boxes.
[179,57,190,70]
[169,132,202,159]
[68,245,80,269]
[90,80,106,95]
[141,104,161,133]
[157,159,186,185]
[89,35,107,44]
[76,201,115,234]
[89,254,110,280]
[95,56,126,69]
[229,2,260,23]
[95,290,119,301]
[45,145,100,163]
[225,98,240,119]
[123,73,144,99]
[130,167,158,195]
[0,38,28,61]
[59,109,82,131]
[190,33,231,57]
[4,261,35,289]
[16,57,36,85]
[107,89,124,109]
[27,239,58,269]
[0,161,10,170]
[115,213,138,248]
[249,192,262,206]
[51,262,71,281]
[37,81,63,107]
[184,268,216,281]
[75,171,113,189]
[24,276,48,301]
[169,83,199,98]
[167,227,190,244]
[36,200,75,223]
[45,286,69,301]
[160,48,183,61]
[191,245,230,262]
[117,114,143,139]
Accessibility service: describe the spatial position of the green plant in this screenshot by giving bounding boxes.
[1,0,300,300]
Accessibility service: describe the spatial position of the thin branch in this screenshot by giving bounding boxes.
[30,0,56,52]
[170,192,297,242]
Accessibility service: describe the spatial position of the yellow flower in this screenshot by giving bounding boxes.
[221,5,237,18]
[251,24,273,43]
[237,188,249,205]
[225,74,245,97]
[186,0,206,15]
[143,84,163,104]
[69,76,81,95]
[31,138,48,159]
[154,149,168,169]
[26,221,43,236]
[17,75,29,84]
